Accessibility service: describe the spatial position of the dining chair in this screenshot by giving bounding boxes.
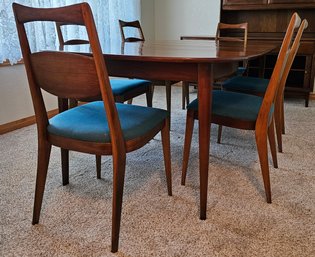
[182,22,249,109]
[181,13,304,204]
[216,22,248,76]
[13,2,172,252]
[219,21,307,153]
[119,19,183,117]
[56,22,155,183]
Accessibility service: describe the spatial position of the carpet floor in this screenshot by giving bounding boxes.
[0,87,314,257]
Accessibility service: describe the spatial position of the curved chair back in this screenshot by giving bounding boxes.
[215,22,248,47]
[275,19,308,110]
[119,19,145,42]
[56,22,89,49]
[257,13,302,132]
[13,2,124,152]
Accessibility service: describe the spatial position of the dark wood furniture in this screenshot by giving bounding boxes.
[13,3,172,253]
[89,39,276,220]
[220,0,315,106]
[216,22,248,45]
[118,20,184,115]
[182,14,306,204]
[182,22,248,108]
[221,19,308,153]
[118,20,145,42]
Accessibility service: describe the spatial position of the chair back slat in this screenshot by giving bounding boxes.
[56,22,90,48]
[216,22,248,46]
[119,20,145,42]
[13,3,85,24]
[30,51,100,99]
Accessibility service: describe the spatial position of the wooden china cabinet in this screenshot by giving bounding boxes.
[221,0,315,106]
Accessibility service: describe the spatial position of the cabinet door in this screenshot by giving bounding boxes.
[223,0,268,5]
[269,0,315,3]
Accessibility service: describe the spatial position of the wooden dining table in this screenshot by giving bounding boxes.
[72,39,277,220]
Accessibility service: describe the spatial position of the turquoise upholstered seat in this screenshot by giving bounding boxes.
[110,79,151,95]
[48,101,168,142]
[187,90,274,122]
[222,76,269,94]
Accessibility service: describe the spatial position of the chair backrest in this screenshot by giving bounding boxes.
[56,22,89,49]
[13,3,124,149]
[276,19,308,104]
[257,13,303,131]
[215,22,248,47]
[119,20,145,42]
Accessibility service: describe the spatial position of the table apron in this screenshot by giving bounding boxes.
[105,59,239,83]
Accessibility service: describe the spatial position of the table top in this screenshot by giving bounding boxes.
[64,40,277,63]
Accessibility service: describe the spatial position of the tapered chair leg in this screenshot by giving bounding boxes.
[255,131,272,203]
[69,99,78,109]
[181,110,195,185]
[165,81,172,113]
[182,81,190,109]
[111,153,126,253]
[274,100,283,153]
[217,125,223,144]
[32,141,52,225]
[61,149,69,185]
[146,84,153,107]
[268,118,278,168]
[165,81,172,129]
[96,155,101,179]
[281,97,285,135]
[161,118,172,196]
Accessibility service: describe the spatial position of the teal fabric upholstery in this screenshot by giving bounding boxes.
[48,102,168,143]
[187,90,274,122]
[222,76,269,94]
[110,79,151,95]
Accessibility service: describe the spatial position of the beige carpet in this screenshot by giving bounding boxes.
[1,87,314,257]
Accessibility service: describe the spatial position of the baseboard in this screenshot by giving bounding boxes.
[0,109,58,135]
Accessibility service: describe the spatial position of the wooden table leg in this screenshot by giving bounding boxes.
[197,64,212,220]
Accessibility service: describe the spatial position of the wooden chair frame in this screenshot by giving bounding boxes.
[13,3,171,252]
[118,19,145,42]
[220,21,308,153]
[215,22,248,47]
[181,13,304,204]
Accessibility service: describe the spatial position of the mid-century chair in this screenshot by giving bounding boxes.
[13,2,172,252]
[56,22,154,182]
[181,13,305,204]
[182,22,249,109]
[216,22,248,76]
[119,19,183,116]
[220,21,307,153]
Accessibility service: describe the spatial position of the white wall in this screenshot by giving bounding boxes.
[154,0,220,40]
[0,65,57,124]
[141,0,155,41]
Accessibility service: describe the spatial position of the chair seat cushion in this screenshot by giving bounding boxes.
[110,79,151,95]
[48,102,168,143]
[187,90,274,122]
[222,76,269,94]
